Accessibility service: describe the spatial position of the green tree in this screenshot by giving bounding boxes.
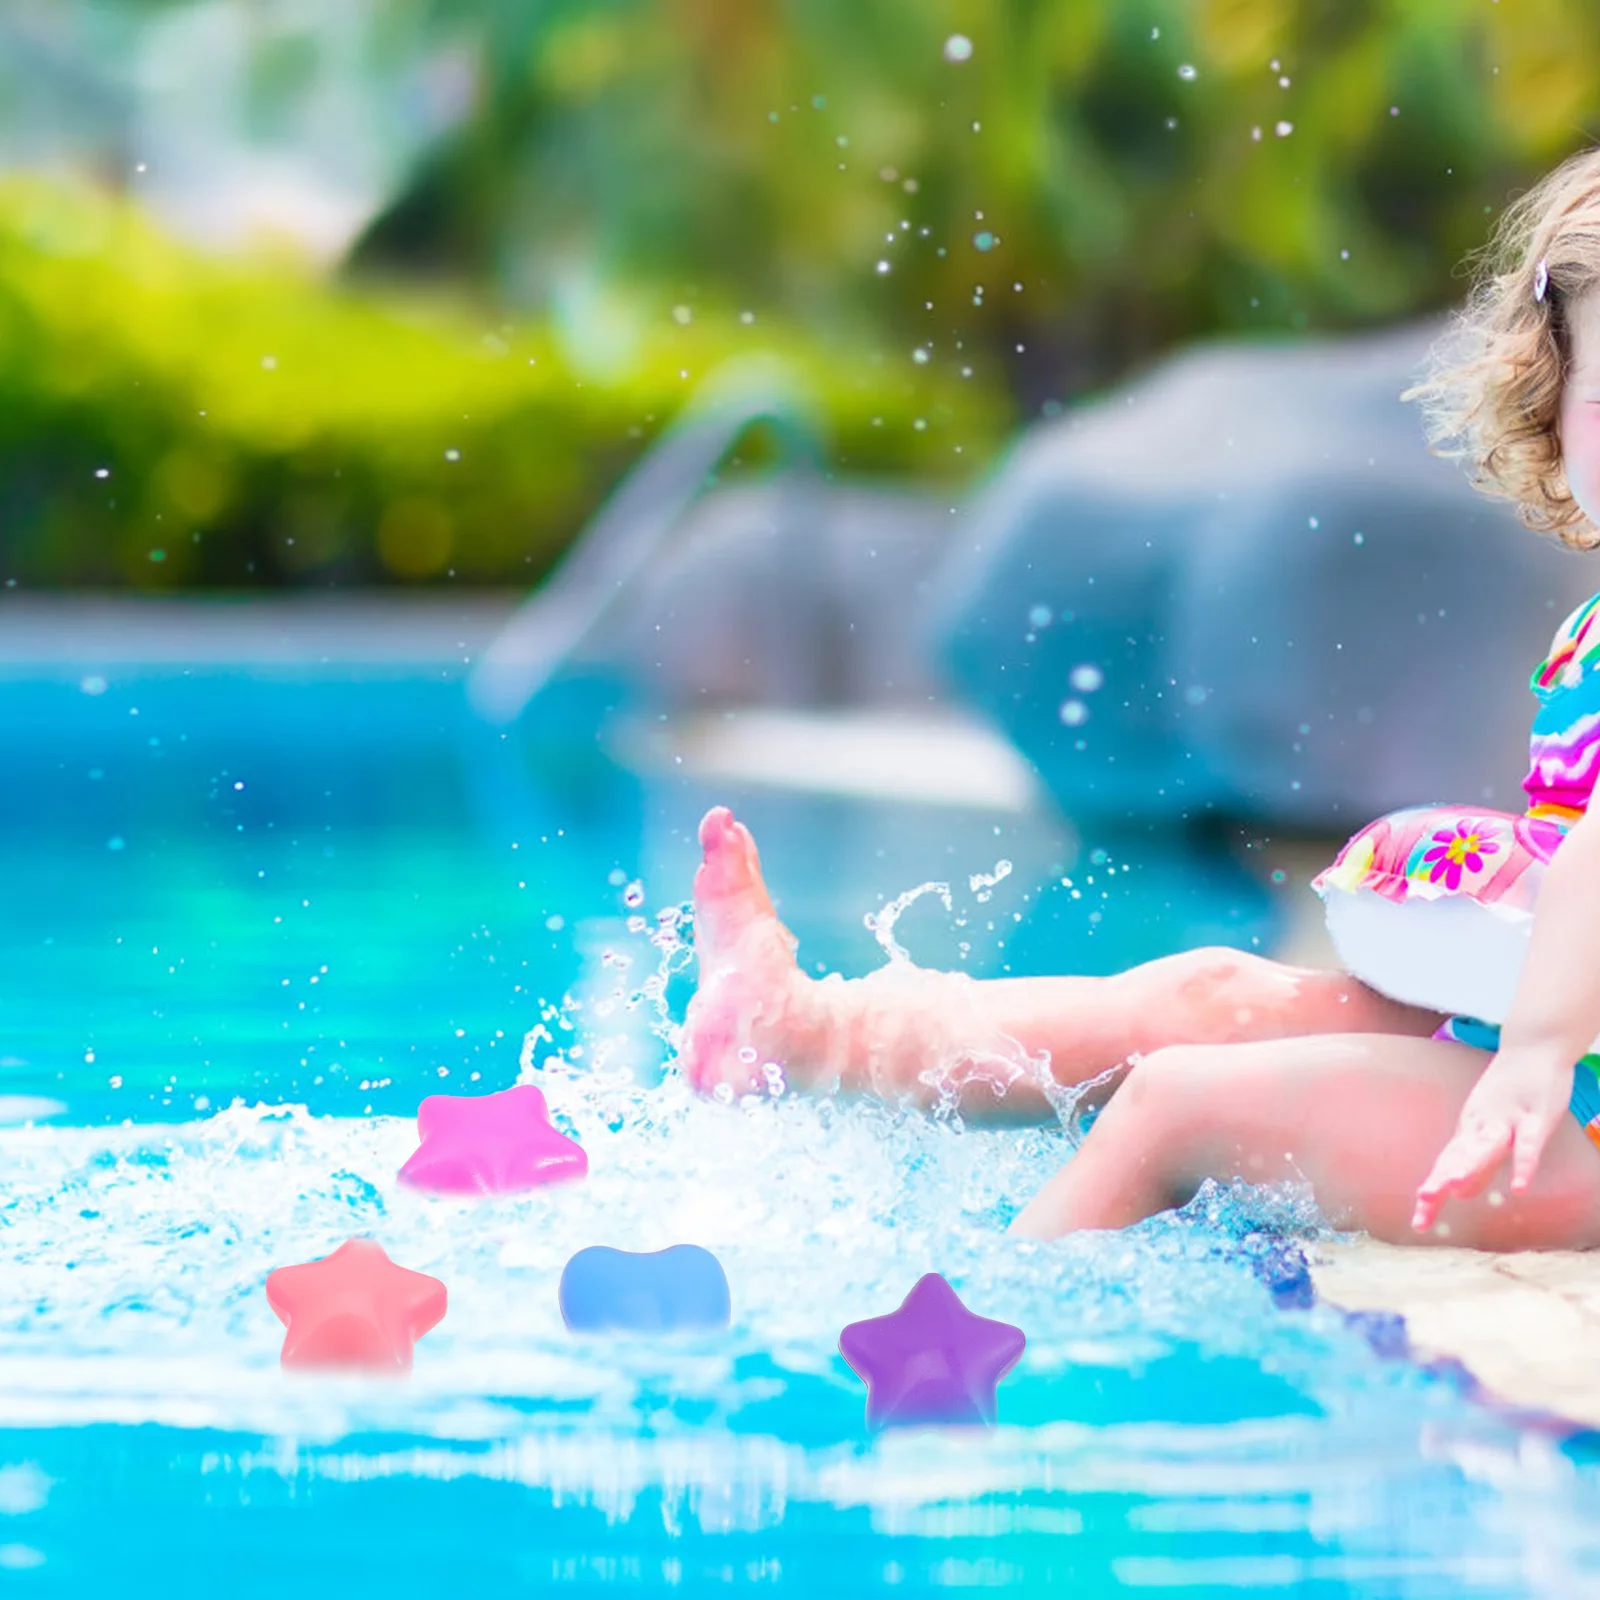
[351,0,1600,410]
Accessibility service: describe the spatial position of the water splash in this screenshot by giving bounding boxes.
[0,1086,1350,1443]
[846,858,1112,1130]
[861,880,953,964]
[0,852,1539,1559]
[555,854,1134,1139]
[967,859,1012,904]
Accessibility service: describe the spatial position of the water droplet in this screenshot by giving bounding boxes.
[672,305,693,325]
[974,231,996,251]
[444,448,460,462]
[624,881,645,907]
[876,260,892,275]
[968,860,1013,896]
[1177,63,1198,80]
[738,1045,758,1064]
[1058,699,1089,726]
[1275,121,1294,137]
[944,34,973,62]
[912,347,930,364]
[1069,663,1104,693]
[1028,604,1052,628]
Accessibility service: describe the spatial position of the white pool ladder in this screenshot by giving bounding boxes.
[467,354,826,726]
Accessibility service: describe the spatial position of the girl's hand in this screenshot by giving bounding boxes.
[1411,1046,1573,1233]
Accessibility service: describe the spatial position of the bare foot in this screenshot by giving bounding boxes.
[678,806,1057,1115]
[679,806,832,1096]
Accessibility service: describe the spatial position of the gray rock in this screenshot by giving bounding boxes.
[473,325,1600,835]
[572,474,955,708]
[929,315,1600,829]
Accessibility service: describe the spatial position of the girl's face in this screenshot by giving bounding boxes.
[1560,287,1600,529]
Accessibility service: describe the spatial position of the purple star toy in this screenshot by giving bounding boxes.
[397,1084,587,1196]
[838,1273,1026,1429]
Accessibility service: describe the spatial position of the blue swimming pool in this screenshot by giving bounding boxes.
[3,653,1600,1596]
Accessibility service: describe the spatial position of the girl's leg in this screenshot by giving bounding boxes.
[1009,1031,1600,1249]
[682,806,1445,1120]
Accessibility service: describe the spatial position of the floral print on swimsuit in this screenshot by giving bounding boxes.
[1310,804,1567,910]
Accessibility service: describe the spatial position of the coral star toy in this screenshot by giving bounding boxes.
[838,1273,1026,1428]
[265,1238,448,1373]
[397,1083,588,1196]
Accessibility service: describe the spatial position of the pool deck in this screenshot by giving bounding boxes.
[1308,1238,1600,1431]
[7,592,1600,1432]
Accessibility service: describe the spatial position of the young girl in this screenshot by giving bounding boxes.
[679,144,1600,1253]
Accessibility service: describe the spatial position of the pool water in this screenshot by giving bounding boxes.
[3,664,1600,1596]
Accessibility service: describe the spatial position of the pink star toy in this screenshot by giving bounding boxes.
[397,1083,588,1197]
[265,1238,447,1373]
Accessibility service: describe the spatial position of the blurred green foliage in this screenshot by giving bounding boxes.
[7,0,1600,587]
[359,0,1600,411]
[0,176,1001,587]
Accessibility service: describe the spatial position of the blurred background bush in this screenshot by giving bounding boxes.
[1,0,1596,589]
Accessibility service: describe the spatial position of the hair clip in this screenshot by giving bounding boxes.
[1535,257,1550,303]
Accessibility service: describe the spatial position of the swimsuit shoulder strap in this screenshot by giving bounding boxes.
[1531,589,1600,692]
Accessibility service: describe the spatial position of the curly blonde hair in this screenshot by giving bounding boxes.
[1401,143,1600,551]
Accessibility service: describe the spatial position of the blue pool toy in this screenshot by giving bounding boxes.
[558,1244,731,1332]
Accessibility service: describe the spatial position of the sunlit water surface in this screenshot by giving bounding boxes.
[1,671,1598,1596]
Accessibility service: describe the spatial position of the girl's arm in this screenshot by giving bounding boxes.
[1497,802,1600,1061]
[1412,802,1600,1231]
